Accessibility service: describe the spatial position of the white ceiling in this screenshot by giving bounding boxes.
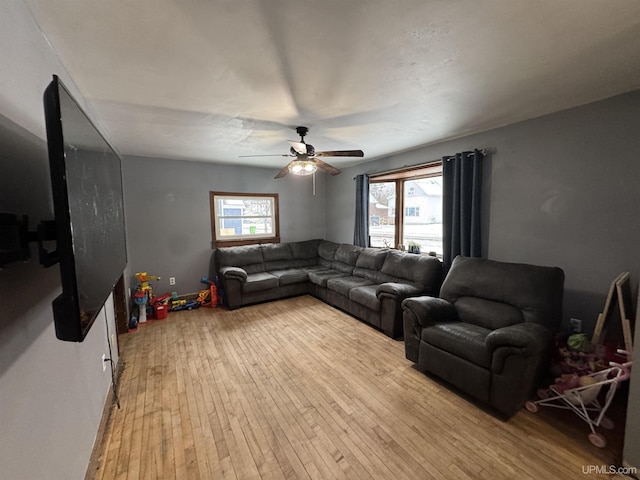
[23,0,640,171]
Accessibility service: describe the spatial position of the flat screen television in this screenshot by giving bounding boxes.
[43,75,127,342]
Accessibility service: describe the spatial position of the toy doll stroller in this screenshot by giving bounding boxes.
[525,350,632,448]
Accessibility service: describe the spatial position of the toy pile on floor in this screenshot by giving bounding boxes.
[549,331,629,395]
[128,273,224,331]
[527,334,632,448]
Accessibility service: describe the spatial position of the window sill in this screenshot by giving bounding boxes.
[211,237,281,249]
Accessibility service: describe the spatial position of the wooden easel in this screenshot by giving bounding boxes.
[591,272,634,351]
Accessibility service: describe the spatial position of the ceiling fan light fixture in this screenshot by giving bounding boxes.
[289,159,317,176]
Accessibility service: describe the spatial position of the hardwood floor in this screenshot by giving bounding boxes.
[89,295,628,479]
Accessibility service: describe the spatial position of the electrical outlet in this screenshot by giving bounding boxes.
[102,354,107,372]
[570,318,582,333]
[169,277,176,285]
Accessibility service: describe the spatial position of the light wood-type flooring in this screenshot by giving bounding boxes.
[89,295,629,479]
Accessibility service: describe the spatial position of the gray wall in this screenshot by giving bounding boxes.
[1,3,119,479]
[327,90,640,335]
[122,155,327,295]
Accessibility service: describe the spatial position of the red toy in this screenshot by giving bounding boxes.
[150,292,171,319]
[200,277,219,307]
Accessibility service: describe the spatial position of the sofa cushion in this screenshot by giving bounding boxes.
[291,257,318,268]
[308,269,347,287]
[422,322,492,368]
[454,296,524,330]
[355,248,388,270]
[335,244,363,266]
[318,240,340,261]
[269,268,309,285]
[264,259,297,271]
[261,243,293,262]
[216,245,265,274]
[261,243,296,271]
[290,239,321,259]
[380,251,441,290]
[353,267,398,284]
[242,272,279,293]
[326,275,374,297]
[318,258,333,269]
[349,285,381,311]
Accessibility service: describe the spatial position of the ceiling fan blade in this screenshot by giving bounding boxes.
[287,140,308,155]
[274,162,293,179]
[313,158,342,176]
[315,150,364,158]
[238,154,291,157]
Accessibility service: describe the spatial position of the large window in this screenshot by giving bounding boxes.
[368,162,443,255]
[210,192,280,247]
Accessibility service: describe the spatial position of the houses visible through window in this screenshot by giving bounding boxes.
[368,162,443,255]
[210,192,280,247]
[404,206,420,217]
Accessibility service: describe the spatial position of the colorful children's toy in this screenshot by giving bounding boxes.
[171,299,200,312]
[133,272,161,323]
[135,272,161,298]
[150,292,171,320]
[132,290,148,323]
[526,350,632,448]
[128,315,138,330]
[200,276,219,307]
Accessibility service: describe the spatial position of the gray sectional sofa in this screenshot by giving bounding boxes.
[209,239,442,338]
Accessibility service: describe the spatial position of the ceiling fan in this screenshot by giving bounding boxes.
[240,126,364,179]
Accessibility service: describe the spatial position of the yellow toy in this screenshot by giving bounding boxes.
[135,272,161,298]
[134,272,161,323]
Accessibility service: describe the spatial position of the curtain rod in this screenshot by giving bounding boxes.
[353,147,494,180]
[443,147,493,158]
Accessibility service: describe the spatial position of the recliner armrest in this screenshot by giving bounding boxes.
[401,296,458,327]
[485,322,551,355]
[376,282,421,300]
[220,266,248,283]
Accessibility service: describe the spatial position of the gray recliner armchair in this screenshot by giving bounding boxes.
[402,256,564,417]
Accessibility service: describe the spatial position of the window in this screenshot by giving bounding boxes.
[404,206,420,217]
[368,162,443,255]
[210,192,280,247]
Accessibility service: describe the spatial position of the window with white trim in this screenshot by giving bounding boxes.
[368,162,443,255]
[210,192,280,247]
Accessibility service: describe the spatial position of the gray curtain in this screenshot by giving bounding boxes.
[354,174,369,247]
[442,150,483,271]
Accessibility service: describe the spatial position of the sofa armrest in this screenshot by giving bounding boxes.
[376,282,422,300]
[401,296,458,327]
[220,266,248,283]
[486,323,553,395]
[485,323,552,356]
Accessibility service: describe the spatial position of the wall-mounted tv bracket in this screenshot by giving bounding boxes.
[0,213,30,267]
[0,214,56,268]
[34,220,58,268]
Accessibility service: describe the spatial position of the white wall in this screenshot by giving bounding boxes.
[0,2,119,479]
[0,292,117,480]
